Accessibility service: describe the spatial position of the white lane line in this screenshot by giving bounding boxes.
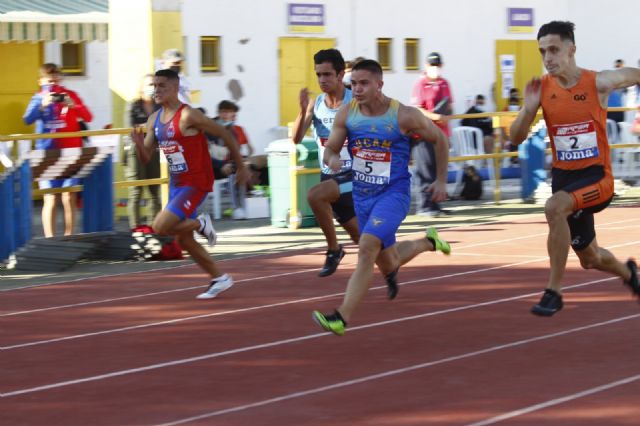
[5,216,638,317]
[0,212,562,293]
[1,275,629,397]
[155,314,640,426]
[0,255,555,350]
[6,236,640,351]
[0,267,319,317]
[466,373,640,426]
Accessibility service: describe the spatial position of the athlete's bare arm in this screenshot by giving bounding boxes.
[323,105,349,172]
[510,78,542,146]
[400,105,449,202]
[596,67,640,107]
[291,88,315,144]
[183,106,249,185]
[131,111,159,164]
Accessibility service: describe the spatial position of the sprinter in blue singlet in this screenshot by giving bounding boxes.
[312,59,452,336]
[291,49,358,277]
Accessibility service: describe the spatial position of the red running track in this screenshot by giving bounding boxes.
[2,206,640,426]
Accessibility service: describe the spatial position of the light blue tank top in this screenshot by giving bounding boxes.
[345,98,411,198]
[312,89,353,175]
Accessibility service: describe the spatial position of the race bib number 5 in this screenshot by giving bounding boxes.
[553,121,599,161]
[351,148,391,185]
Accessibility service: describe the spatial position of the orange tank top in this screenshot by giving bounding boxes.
[540,69,611,173]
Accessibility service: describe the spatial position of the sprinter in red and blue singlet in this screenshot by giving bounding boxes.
[154,103,213,220]
[132,69,248,300]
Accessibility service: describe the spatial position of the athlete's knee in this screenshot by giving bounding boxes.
[357,238,381,263]
[576,248,599,270]
[545,194,573,222]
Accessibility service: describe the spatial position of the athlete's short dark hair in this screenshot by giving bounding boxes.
[537,21,575,43]
[352,59,383,77]
[313,49,345,74]
[218,100,239,112]
[155,68,179,81]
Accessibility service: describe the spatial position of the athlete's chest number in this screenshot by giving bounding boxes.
[570,136,578,149]
[364,161,373,174]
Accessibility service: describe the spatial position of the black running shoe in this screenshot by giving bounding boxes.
[624,259,639,297]
[385,268,399,300]
[531,288,564,317]
[318,245,345,277]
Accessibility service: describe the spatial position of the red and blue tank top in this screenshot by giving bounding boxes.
[154,104,213,191]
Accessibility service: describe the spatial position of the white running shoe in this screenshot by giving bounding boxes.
[196,274,234,299]
[197,213,217,247]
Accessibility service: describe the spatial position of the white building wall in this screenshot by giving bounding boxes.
[50,0,637,152]
[44,40,111,129]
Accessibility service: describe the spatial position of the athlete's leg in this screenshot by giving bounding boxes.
[307,179,341,250]
[341,216,359,244]
[176,228,222,278]
[153,208,222,278]
[41,193,57,238]
[60,191,76,236]
[337,232,382,322]
[574,237,632,280]
[544,190,574,293]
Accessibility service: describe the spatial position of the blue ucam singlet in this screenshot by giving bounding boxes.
[345,98,411,199]
[312,89,353,176]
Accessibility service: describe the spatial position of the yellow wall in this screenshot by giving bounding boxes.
[151,12,183,62]
[0,42,43,134]
[494,40,543,112]
[108,0,183,219]
[279,38,335,126]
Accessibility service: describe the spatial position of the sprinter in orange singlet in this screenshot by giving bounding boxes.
[510,21,640,316]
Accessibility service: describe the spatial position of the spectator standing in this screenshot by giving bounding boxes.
[125,74,161,227]
[410,52,453,216]
[23,63,93,237]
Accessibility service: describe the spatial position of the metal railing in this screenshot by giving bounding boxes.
[1,107,638,231]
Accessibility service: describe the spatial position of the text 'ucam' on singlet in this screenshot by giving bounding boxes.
[345,98,411,199]
[312,89,353,176]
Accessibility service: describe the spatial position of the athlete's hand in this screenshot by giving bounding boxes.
[327,155,342,172]
[523,78,542,114]
[426,179,447,203]
[130,125,145,147]
[299,88,310,111]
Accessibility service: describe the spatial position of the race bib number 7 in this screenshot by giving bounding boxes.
[553,121,599,161]
[351,148,391,185]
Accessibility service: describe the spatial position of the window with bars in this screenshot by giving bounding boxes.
[405,38,419,70]
[60,42,85,76]
[201,36,220,73]
[377,38,392,71]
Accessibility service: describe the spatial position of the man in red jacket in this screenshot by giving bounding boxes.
[23,63,93,237]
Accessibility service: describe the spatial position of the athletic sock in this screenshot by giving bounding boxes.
[198,217,206,233]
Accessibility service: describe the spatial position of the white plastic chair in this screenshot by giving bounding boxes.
[204,178,229,219]
[451,126,495,190]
